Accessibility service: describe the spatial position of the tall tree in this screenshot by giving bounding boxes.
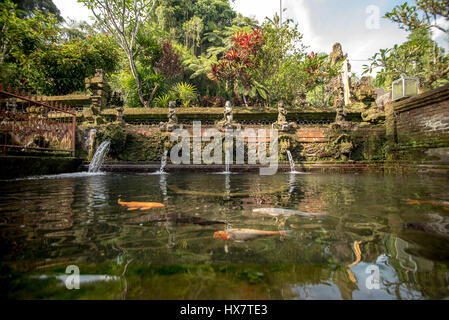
[385,0,449,37]
[79,0,157,107]
[364,1,449,89]
[12,0,63,20]
[364,28,449,89]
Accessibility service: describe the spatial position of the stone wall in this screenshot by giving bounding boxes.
[386,85,449,162]
[0,156,82,179]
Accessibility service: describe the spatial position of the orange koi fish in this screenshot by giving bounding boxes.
[214,228,289,242]
[118,199,165,211]
[404,199,449,210]
[347,240,362,284]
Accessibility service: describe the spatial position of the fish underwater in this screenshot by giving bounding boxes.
[127,213,225,226]
[252,208,322,218]
[347,241,363,283]
[404,199,449,210]
[118,199,165,211]
[214,228,289,242]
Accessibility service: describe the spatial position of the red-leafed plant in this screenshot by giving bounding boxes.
[210,28,266,106]
[155,41,184,81]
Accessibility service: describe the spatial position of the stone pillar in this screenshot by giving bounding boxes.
[85,69,110,111]
[84,69,110,124]
[116,106,125,126]
[385,102,397,144]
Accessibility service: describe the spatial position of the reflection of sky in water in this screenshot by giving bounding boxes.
[225,174,230,198]
[294,254,423,300]
[294,282,342,300]
[351,259,421,300]
[33,275,120,285]
[288,173,296,194]
[86,175,109,209]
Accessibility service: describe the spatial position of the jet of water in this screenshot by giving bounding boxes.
[159,150,168,174]
[88,140,111,173]
[286,150,297,173]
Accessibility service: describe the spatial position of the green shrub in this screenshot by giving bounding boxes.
[171,82,197,107]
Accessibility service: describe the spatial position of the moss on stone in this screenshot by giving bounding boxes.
[0,157,82,179]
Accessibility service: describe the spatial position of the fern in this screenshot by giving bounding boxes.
[153,94,172,108]
[171,82,197,107]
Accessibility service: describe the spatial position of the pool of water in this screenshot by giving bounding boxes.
[1,172,448,299]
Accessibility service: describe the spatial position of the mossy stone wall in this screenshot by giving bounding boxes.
[0,156,82,179]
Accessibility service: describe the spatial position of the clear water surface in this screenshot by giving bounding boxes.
[0,172,448,300]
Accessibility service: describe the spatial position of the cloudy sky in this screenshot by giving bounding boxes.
[53,0,448,76]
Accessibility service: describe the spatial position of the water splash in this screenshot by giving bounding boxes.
[88,140,111,173]
[286,150,297,173]
[159,150,168,174]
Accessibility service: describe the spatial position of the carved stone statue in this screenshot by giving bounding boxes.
[217,101,240,130]
[168,101,178,124]
[272,101,296,132]
[332,105,353,130]
[116,106,124,126]
[335,106,347,124]
[160,101,181,132]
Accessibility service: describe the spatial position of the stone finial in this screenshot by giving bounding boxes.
[326,43,352,108]
[160,101,181,132]
[116,106,124,125]
[85,69,110,112]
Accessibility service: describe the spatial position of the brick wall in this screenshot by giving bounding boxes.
[388,85,449,149]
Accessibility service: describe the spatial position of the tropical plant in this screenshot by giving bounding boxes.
[153,93,172,108]
[0,1,119,94]
[385,0,449,37]
[34,34,119,95]
[171,82,197,107]
[154,41,184,82]
[364,1,449,89]
[363,28,449,89]
[210,28,265,106]
[253,16,344,108]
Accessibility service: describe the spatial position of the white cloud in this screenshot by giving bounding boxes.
[53,0,93,22]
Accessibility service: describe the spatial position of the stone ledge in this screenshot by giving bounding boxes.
[79,161,449,175]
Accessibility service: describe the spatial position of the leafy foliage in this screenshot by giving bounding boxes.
[0,0,118,94]
[155,41,184,82]
[153,94,172,108]
[385,0,449,37]
[364,26,449,89]
[210,28,265,104]
[35,34,119,95]
[12,0,63,20]
[171,82,197,107]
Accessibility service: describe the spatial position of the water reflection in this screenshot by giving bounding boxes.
[159,174,167,202]
[0,172,448,299]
